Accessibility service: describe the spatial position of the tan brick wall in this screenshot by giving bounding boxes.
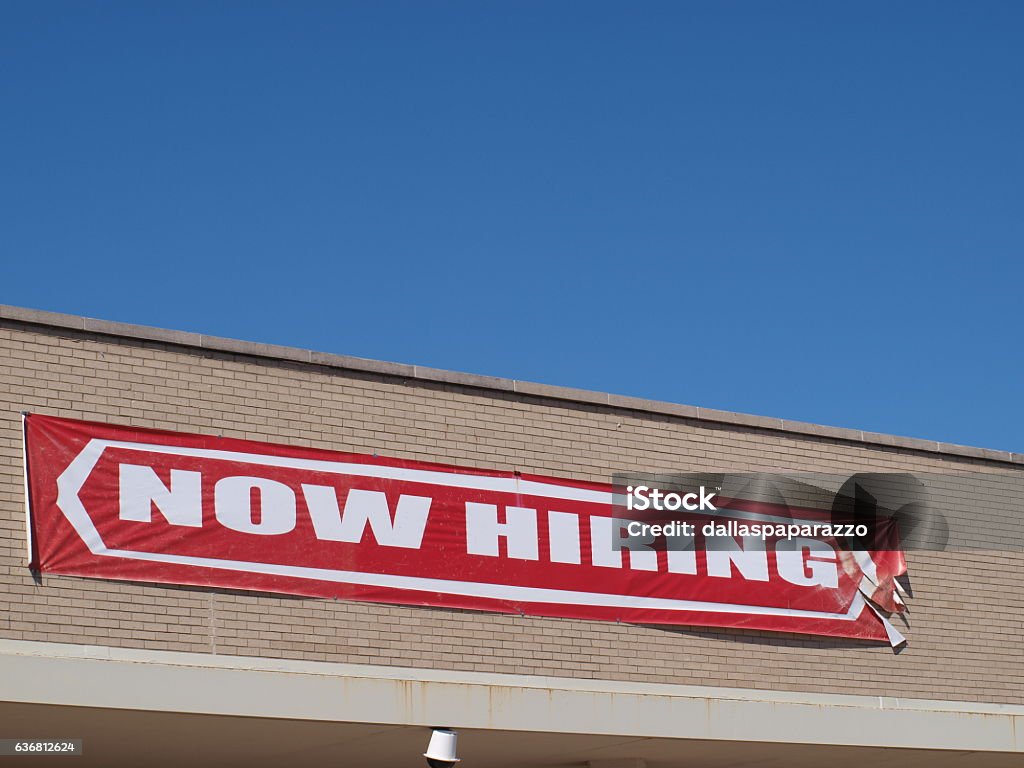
[1,321,1021,704]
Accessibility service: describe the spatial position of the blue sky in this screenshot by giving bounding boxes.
[2,2,1022,451]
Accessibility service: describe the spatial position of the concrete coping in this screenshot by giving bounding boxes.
[2,303,1021,467]
[2,639,1022,754]
[4,638,1024,718]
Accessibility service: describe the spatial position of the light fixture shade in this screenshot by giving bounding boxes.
[424,728,460,763]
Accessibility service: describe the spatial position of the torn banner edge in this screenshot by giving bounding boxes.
[850,546,909,649]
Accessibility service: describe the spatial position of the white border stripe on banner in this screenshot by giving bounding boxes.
[53,439,866,624]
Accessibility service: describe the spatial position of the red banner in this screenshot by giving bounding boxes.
[23,414,908,645]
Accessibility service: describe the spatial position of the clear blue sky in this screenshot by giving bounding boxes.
[2,2,1022,452]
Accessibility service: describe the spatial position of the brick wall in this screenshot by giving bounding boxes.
[1,319,1021,704]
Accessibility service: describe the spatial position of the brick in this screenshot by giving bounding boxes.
[0,320,1021,706]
